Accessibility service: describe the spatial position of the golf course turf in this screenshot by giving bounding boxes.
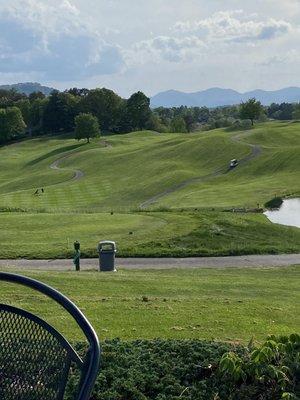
[1,266,299,343]
[0,121,299,258]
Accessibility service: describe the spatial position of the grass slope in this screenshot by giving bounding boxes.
[0,121,299,258]
[1,267,299,342]
[0,122,299,211]
[1,210,300,258]
[159,122,300,208]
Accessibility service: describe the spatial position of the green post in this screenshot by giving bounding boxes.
[73,241,81,271]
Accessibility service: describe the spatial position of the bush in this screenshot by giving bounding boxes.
[219,334,300,399]
[265,197,283,209]
[65,335,300,400]
[241,119,253,130]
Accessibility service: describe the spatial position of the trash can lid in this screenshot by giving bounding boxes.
[98,240,117,251]
[99,240,116,245]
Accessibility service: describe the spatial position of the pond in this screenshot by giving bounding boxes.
[264,198,300,228]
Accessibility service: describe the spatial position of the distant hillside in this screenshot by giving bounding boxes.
[0,82,56,96]
[151,87,300,108]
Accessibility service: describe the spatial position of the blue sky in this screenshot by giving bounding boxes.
[0,0,299,97]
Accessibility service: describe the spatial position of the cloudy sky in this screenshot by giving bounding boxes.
[0,0,299,97]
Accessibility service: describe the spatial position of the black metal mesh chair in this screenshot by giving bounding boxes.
[0,272,100,400]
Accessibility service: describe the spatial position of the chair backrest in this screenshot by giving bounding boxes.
[0,272,100,400]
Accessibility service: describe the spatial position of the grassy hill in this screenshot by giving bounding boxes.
[0,121,299,258]
[1,267,299,341]
[0,130,250,211]
[0,121,299,211]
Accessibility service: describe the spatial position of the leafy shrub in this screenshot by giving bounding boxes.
[241,119,253,130]
[219,334,300,399]
[65,335,299,400]
[265,197,283,209]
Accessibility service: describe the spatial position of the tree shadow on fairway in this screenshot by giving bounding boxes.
[27,143,86,166]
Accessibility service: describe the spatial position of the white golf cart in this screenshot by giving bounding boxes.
[229,159,238,169]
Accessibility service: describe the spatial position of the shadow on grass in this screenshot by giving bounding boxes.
[27,143,86,166]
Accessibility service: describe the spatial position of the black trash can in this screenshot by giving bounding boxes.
[98,241,117,272]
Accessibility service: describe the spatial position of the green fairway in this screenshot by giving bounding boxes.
[1,210,299,258]
[1,267,299,343]
[0,121,299,212]
[0,121,299,258]
[0,130,249,211]
[158,122,300,209]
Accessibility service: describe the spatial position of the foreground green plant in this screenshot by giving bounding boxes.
[64,335,300,400]
[219,334,300,399]
[265,196,284,209]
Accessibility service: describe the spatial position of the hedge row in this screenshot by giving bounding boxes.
[66,335,300,400]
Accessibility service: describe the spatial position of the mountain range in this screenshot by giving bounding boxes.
[0,82,55,96]
[2,82,300,108]
[150,87,300,108]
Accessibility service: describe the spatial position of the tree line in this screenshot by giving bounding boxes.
[0,86,300,144]
[154,100,300,132]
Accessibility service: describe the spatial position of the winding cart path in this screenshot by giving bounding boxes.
[49,152,84,181]
[140,135,262,209]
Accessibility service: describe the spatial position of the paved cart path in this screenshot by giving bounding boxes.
[49,139,111,184]
[50,152,84,181]
[0,254,299,271]
[140,134,262,209]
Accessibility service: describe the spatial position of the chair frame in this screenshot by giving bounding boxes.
[0,272,100,400]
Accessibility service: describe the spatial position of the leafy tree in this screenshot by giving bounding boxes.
[28,91,46,102]
[6,107,26,137]
[29,98,48,132]
[240,98,264,125]
[125,91,151,131]
[80,88,123,132]
[183,111,194,132]
[15,99,31,126]
[0,107,26,143]
[43,90,79,132]
[145,113,168,132]
[194,106,210,123]
[292,103,300,120]
[66,88,89,97]
[170,116,187,133]
[74,113,100,143]
[0,109,8,142]
[0,89,26,108]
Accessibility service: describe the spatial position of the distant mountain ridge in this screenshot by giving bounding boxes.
[0,82,55,96]
[150,87,300,108]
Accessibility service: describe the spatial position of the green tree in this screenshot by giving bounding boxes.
[0,107,26,143]
[183,111,194,132]
[28,91,46,102]
[6,107,26,137]
[145,113,168,132]
[75,113,100,143]
[80,88,123,132]
[292,103,300,120]
[170,116,187,133]
[43,91,79,132]
[29,98,48,132]
[15,99,31,126]
[0,109,8,142]
[125,91,151,131]
[240,98,264,126]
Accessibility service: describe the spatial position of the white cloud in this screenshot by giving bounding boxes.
[260,49,300,66]
[0,1,300,95]
[126,10,294,68]
[173,10,291,43]
[0,0,125,80]
[129,35,206,64]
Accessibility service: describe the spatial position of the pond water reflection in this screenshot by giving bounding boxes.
[264,198,300,228]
